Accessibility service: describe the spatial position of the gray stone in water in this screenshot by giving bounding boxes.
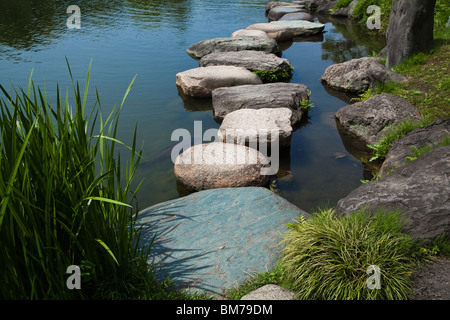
[198,50,292,76]
[335,94,420,146]
[270,20,325,36]
[336,145,450,243]
[231,29,269,38]
[268,6,308,21]
[174,142,271,191]
[265,1,304,13]
[218,108,294,148]
[137,187,307,297]
[279,12,314,22]
[212,82,310,126]
[246,23,295,42]
[321,57,407,93]
[186,37,281,60]
[176,66,262,98]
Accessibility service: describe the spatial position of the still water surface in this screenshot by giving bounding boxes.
[0,0,385,212]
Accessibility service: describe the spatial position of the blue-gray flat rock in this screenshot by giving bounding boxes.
[137,187,307,297]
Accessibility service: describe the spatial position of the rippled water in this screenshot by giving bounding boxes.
[0,0,385,212]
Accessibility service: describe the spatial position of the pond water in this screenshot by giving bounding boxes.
[0,0,386,212]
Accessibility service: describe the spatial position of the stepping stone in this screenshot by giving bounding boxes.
[212,82,310,126]
[246,23,295,42]
[268,6,308,21]
[186,37,281,60]
[137,187,308,297]
[218,108,294,148]
[198,51,293,83]
[231,29,269,38]
[176,66,262,98]
[270,20,325,36]
[279,12,314,22]
[174,142,270,191]
[265,1,305,13]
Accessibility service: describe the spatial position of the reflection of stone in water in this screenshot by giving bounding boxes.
[320,111,338,129]
[321,81,359,104]
[335,118,382,179]
[177,86,213,112]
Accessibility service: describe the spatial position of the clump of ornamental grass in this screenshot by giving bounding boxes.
[281,207,423,300]
[0,60,157,299]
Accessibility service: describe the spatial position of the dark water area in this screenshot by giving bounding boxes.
[0,0,386,212]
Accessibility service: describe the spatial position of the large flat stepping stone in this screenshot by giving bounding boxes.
[335,94,420,146]
[246,23,295,42]
[212,82,310,125]
[268,6,308,21]
[279,12,314,22]
[174,142,270,191]
[270,20,325,36]
[231,29,269,38]
[266,1,305,13]
[186,37,281,60]
[198,51,293,83]
[218,108,294,148]
[176,66,262,98]
[137,187,308,297]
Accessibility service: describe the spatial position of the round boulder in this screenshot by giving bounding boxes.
[174,142,270,191]
[218,108,294,148]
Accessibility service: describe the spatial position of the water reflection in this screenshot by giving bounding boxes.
[0,0,194,55]
[319,15,386,64]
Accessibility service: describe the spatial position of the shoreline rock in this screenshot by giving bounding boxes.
[321,57,407,93]
[336,145,450,243]
[335,94,421,146]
